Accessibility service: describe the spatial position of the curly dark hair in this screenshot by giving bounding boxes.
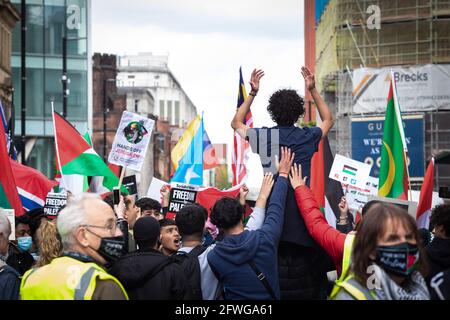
[267,89,305,126]
[430,204,450,237]
[211,197,244,230]
[175,204,208,238]
[135,197,162,212]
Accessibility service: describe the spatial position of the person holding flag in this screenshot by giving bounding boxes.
[231,66,334,299]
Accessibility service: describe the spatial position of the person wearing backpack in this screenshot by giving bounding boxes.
[109,216,190,300]
[207,147,293,300]
[173,172,277,300]
[173,204,208,300]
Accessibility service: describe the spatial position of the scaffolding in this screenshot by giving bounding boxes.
[316,0,450,188]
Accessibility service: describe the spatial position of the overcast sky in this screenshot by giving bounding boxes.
[92,0,305,187]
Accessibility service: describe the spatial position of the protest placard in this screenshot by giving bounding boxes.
[344,176,379,211]
[4,210,15,241]
[147,177,168,202]
[329,154,372,189]
[108,111,155,171]
[168,182,199,214]
[43,192,68,218]
[123,175,138,195]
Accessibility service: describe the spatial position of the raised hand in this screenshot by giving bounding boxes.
[255,172,274,209]
[289,163,307,189]
[239,184,249,205]
[160,185,170,207]
[278,147,295,177]
[115,195,127,220]
[249,69,265,93]
[301,66,316,91]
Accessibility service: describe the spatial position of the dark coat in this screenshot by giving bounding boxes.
[425,237,450,281]
[109,248,190,300]
[0,261,20,300]
[7,243,35,276]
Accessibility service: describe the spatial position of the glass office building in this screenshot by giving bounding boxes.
[10,0,91,177]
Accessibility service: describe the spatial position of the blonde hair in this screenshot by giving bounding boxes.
[35,219,63,267]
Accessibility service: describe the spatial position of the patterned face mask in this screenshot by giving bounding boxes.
[376,242,420,277]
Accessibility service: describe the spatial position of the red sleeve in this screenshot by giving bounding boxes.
[294,185,346,274]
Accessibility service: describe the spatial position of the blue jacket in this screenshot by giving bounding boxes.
[207,176,288,300]
[0,262,20,300]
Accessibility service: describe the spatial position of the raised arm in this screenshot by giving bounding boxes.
[301,66,334,138]
[231,69,264,139]
[289,163,347,275]
[260,147,293,243]
[245,173,274,231]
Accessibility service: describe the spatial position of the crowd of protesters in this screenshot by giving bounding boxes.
[1,66,449,300]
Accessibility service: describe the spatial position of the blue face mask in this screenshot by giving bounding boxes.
[17,236,33,253]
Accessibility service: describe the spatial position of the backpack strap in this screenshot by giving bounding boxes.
[247,260,276,300]
[188,245,207,258]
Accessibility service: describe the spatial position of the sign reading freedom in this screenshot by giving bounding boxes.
[168,183,199,214]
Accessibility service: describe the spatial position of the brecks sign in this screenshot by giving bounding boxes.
[352,64,450,113]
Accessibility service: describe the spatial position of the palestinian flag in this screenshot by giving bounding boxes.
[310,136,345,227]
[0,119,23,216]
[52,111,125,195]
[416,157,434,229]
[378,74,409,200]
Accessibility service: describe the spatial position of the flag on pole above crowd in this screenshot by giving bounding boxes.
[52,110,125,195]
[0,100,17,159]
[416,157,435,229]
[203,130,219,170]
[171,114,204,186]
[232,67,253,186]
[378,72,410,200]
[310,136,345,227]
[0,117,23,216]
[10,159,58,211]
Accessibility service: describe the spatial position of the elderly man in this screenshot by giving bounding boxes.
[20,194,128,300]
[0,210,20,300]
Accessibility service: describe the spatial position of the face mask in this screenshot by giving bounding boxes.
[202,232,214,247]
[376,242,420,277]
[87,229,126,264]
[17,236,33,252]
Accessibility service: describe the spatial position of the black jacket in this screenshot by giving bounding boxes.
[425,237,450,281]
[0,261,20,300]
[6,243,35,276]
[109,248,190,300]
[278,241,333,300]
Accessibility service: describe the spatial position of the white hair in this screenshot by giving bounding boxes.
[0,209,12,240]
[56,193,102,250]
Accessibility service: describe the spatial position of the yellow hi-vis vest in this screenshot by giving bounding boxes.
[20,256,128,300]
[329,234,377,300]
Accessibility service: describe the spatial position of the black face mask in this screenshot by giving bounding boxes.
[87,230,126,264]
[376,242,420,277]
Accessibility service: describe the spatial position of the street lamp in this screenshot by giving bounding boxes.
[103,78,116,161]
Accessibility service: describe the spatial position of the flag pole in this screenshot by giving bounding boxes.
[391,70,412,201]
[118,166,126,189]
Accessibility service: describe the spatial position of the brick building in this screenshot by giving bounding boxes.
[92,53,127,161]
[0,0,19,116]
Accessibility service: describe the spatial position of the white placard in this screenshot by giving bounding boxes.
[343,176,379,211]
[146,177,168,202]
[4,210,15,241]
[329,154,372,189]
[108,111,155,171]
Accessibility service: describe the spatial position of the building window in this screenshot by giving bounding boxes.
[167,101,172,124]
[174,101,180,127]
[159,100,165,119]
